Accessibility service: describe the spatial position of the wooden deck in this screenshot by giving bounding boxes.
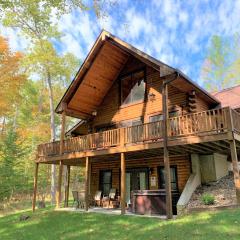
[36,107,240,164]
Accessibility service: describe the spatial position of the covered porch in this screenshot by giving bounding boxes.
[33,89,240,219]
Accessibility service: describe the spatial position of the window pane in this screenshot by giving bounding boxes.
[121,118,142,127]
[169,111,178,118]
[158,167,178,191]
[103,171,111,183]
[149,114,163,122]
[121,70,145,105]
[100,171,112,196]
[121,75,132,105]
[139,172,146,190]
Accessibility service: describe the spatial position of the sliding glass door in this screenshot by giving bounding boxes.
[125,168,149,204]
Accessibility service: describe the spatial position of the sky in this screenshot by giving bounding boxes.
[1,0,240,87]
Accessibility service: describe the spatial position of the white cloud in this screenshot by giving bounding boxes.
[1,0,240,85]
[0,26,28,52]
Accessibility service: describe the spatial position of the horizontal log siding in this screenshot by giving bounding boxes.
[90,155,191,198]
[92,57,189,127]
[196,95,212,112]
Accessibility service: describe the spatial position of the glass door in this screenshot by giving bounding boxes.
[125,168,148,205]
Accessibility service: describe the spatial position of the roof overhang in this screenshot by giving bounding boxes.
[56,30,220,119]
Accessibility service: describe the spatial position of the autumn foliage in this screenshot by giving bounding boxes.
[0,36,25,117]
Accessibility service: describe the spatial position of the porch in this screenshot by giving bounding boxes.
[36,107,240,163]
[33,106,240,218]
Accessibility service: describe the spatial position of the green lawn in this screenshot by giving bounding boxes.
[0,207,240,240]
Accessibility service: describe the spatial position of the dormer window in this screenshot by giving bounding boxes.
[121,70,145,106]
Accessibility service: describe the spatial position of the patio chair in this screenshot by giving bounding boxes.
[78,191,85,209]
[72,191,85,209]
[72,191,80,208]
[93,191,102,207]
[102,188,119,208]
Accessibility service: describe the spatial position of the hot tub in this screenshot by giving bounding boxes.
[131,190,180,215]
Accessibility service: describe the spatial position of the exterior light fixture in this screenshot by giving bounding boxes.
[148,93,156,101]
[92,110,97,116]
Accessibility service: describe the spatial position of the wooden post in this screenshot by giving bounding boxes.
[228,107,240,204]
[32,163,39,211]
[60,111,66,155]
[64,165,71,207]
[88,161,91,195]
[229,139,240,204]
[56,161,63,208]
[162,81,173,219]
[85,157,90,211]
[121,152,126,215]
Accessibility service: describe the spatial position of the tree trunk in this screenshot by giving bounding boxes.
[46,70,57,204]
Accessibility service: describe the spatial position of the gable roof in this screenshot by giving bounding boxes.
[56,30,220,119]
[212,84,240,110]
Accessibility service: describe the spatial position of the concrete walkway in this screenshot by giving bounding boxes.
[56,207,168,219]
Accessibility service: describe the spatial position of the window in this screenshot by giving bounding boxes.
[99,170,112,196]
[158,166,178,191]
[169,111,178,118]
[121,70,145,105]
[120,118,142,127]
[149,114,163,123]
[95,124,116,132]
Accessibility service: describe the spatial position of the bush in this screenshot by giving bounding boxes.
[201,193,215,205]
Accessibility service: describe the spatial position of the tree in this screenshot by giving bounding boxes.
[0,128,25,201]
[201,35,240,91]
[0,0,116,203]
[0,35,26,130]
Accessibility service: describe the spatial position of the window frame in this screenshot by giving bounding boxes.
[149,113,163,123]
[120,117,143,128]
[99,170,112,196]
[119,68,146,107]
[157,165,178,191]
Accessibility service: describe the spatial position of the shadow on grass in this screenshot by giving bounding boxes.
[0,207,240,240]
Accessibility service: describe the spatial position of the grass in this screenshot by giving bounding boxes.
[0,207,240,240]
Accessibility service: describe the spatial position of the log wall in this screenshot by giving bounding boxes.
[90,155,191,198]
[91,57,211,129]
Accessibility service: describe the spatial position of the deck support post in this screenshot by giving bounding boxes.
[229,139,240,204]
[228,107,240,204]
[64,165,71,207]
[162,80,173,219]
[85,157,90,211]
[60,110,66,155]
[32,162,39,211]
[56,161,63,208]
[120,152,126,215]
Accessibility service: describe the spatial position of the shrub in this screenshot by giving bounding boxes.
[201,193,215,205]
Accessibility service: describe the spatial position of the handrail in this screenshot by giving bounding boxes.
[37,107,232,159]
[231,109,240,134]
[168,107,229,137]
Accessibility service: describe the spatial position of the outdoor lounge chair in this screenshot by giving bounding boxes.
[102,188,119,208]
[72,191,80,208]
[78,191,85,209]
[72,191,85,209]
[93,191,102,207]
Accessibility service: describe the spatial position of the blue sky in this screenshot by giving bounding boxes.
[1,0,240,86]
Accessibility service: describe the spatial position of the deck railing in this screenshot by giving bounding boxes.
[168,107,229,137]
[37,107,239,158]
[231,109,240,134]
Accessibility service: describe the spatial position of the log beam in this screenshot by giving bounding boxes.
[85,157,90,211]
[162,81,173,219]
[60,111,66,155]
[32,163,39,211]
[64,165,71,207]
[120,152,126,215]
[56,161,63,208]
[230,139,240,204]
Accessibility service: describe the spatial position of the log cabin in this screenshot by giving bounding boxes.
[33,30,240,218]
